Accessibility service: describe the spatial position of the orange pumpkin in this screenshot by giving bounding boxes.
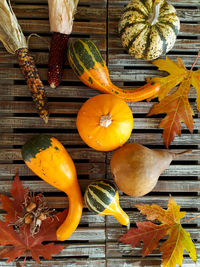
[76,94,134,151]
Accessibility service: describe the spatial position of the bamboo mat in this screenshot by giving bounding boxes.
[0,0,199,266]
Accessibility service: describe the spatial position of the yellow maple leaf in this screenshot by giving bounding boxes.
[147,57,188,100]
[161,224,196,267]
[121,196,197,267]
[147,53,200,147]
[136,196,186,225]
[166,197,186,224]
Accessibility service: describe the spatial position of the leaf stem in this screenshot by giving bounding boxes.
[190,50,200,71]
[21,254,27,267]
[181,213,200,224]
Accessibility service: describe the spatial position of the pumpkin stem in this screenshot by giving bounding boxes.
[99,114,112,128]
[148,0,161,26]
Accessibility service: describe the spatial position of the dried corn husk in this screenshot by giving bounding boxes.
[0,0,27,54]
[48,0,79,34]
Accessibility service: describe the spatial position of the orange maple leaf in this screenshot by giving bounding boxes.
[121,221,169,257]
[120,196,197,267]
[135,196,186,224]
[147,52,200,148]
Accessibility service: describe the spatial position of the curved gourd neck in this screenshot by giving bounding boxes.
[56,180,83,241]
[100,192,130,227]
[148,0,161,26]
[104,81,122,94]
[111,205,130,227]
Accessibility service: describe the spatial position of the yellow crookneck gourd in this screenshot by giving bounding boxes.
[84,180,129,227]
[21,134,83,241]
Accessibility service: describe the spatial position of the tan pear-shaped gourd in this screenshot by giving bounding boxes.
[110,143,191,197]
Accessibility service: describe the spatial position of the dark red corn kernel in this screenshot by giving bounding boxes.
[48,32,69,88]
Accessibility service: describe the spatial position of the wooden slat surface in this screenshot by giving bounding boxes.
[12,5,106,20]
[109,7,200,21]
[0,259,106,267]
[1,132,200,146]
[1,148,199,161]
[0,0,199,266]
[0,100,198,114]
[0,84,197,98]
[0,179,199,194]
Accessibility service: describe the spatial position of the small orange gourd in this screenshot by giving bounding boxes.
[76,94,134,151]
[21,135,83,241]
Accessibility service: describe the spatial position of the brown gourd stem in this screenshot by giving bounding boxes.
[171,149,192,159]
[148,0,161,26]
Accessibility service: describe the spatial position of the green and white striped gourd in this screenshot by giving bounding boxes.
[118,0,180,60]
[84,180,130,226]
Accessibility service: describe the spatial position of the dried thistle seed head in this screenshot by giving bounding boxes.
[14,190,56,236]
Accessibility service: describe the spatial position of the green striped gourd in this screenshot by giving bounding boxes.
[84,180,130,226]
[67,38,160,102]
[118,0,180,60]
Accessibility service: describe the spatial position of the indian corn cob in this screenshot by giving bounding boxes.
[48,0,79,88]
[0,0,49,123]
